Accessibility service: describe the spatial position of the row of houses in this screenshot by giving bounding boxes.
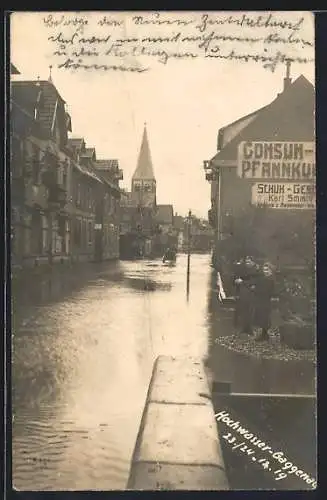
[10,63,212,268]
[11,65,123,269]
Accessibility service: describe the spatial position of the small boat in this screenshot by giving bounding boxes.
[162,248,177,265]
[163,260,176,267]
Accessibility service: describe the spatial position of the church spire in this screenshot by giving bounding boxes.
[132,123,156,181]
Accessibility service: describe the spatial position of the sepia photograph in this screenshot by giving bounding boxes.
[9,10,316,491]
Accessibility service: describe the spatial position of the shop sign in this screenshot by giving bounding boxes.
[251,182,315,209]
[238,141,315,180]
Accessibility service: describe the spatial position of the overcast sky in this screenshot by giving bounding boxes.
[10,11,314,217]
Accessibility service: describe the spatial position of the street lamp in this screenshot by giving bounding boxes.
[203,160,219,182]
[186,209,192,300]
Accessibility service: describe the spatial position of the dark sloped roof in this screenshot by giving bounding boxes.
[156,205,174,224]
[95,159,120,170]
[212,75,315,164]
[173,215,185,230]
[12,81,41,117]
[71,158,103,184]
[11,101,39,137]
[12,80,66,136]
[82,147,96,160]
[68,138,85,151]
[93,169,122,193]
[218,104,270,149]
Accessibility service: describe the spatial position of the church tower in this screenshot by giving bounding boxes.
[132,124,156,208]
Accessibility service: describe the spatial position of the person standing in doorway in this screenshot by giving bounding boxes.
[253,262,276,341]
[233,256,259,335]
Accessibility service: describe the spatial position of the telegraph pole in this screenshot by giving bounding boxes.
[186,209,192,300]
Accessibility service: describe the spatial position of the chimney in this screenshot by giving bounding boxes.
[283,60,292,91]
[48,65,53,83]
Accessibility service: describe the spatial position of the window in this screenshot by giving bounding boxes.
[77,183,81,206]
[11,138,23,178]
[144,182,152,192]
[84,220,88,247]
[109,195,114,214]
[112,197,116,214]
[134,181,142,191]
[74,218,82,246]
[63,164,68,189]
[57,165,63,185]
[55,122,61,145]
[88,221,93,244]
[58,216,66,237]
[42,216,49,253]
[87,187,92,209]
[32,145,40,184]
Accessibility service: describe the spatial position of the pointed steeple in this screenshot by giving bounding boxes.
[132,123,155,180]
[48,65,53,83]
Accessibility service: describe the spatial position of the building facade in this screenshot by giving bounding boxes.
[94,159,123,261]
[11,79,73,267]
[204,70,315,271]
[11,77,123,269]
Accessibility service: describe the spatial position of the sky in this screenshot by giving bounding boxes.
[10,11,315,218]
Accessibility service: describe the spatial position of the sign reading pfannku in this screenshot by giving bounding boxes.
[238,141,315,180]
[252,182,315,209]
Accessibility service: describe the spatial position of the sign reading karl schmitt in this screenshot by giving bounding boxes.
[238,141,315,180]
[252,182,316,209]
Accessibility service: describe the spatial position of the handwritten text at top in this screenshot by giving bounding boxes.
[42,11,314,74]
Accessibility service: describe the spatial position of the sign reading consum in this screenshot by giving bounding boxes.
[238,141,315,180]
[252,182,316,209]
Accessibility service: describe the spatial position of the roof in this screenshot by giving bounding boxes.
[212,75,315,165]
[156,205,174,224]
[173,215,185,230]
[11,100,39,137]
[94,170,123,194]
[12,80,66,136]
[132,125,156,180]
[95,159,120,170]
[68,138,85,151]
[82,147,96,160]
[217,104,269,150]
[71,159,103,183]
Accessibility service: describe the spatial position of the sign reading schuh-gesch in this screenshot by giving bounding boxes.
[252,182,315,209]
[237,141,315,180]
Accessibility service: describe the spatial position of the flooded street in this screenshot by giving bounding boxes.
[12,254,315,490]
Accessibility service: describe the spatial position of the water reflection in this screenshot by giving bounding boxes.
[12,255,209,490]
[12,255,315,491]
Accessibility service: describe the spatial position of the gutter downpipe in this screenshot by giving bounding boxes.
[216,165,221,269]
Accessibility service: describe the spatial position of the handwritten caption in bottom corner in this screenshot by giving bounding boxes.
[215,411,317,489]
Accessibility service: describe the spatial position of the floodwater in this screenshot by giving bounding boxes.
[11,254,316,490]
